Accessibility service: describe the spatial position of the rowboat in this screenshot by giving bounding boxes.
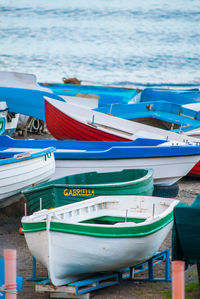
[0,71,137,120]
[44,97,200,142]
[97,101,200,138]
[22,195,179,286]
[23,168,154,212]
[0,86,64,121]
[96,101,200,179]
[0,135,200,188]
[44,97,200,179]
[39,82,138,107]
[139,88,200,105]
[0,147,55,208]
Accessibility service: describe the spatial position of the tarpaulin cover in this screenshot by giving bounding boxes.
[172,194,200,265]
[140,88,200,105]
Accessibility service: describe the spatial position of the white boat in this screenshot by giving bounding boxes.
[1,135,200,186]
[0,147,55,208]
[45,97,200,143]
[22,195,179,286]
[182,103,200,138]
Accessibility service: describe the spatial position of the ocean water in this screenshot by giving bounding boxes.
[0,0,200,87]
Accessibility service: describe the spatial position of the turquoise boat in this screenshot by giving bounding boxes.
[39,82,138,108]
[23,168,153,213]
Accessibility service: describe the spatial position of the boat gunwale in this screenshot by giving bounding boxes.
[22,196,179,237]
[22,169,153,194]
[0,147,55,166]
[22,211,173,238]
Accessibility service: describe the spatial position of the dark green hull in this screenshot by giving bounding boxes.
[23,169,154,213]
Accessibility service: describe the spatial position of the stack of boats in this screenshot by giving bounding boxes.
[1,71,200,286]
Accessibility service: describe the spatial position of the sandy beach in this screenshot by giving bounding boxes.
[1,175,200,299]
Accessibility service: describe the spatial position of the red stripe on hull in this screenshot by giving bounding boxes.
[188,160,200,178]
[45,100,131,141]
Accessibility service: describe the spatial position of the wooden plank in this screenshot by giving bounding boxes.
[50,292,90,298]
[36,284,90,298]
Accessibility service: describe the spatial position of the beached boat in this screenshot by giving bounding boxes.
[0,86,64,121]
[0,135,200,188]
[97,101,200,178]
[40,82,138,107]
[139,88,200,105]
[22,195,179,286]
[0,71,137,120]
[23,168,154,212]
[97,101,200,137]
[44,97,200,142]
[0,147,55,208]
[44,97,200,179]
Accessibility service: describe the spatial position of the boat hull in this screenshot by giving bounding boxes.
[24,222,172,286]
[52,154,199,186]
[188,160,200,178]
[1,135,200,186]
[45,99,129,141]
[23,169,154,212]
[0,149,55,208]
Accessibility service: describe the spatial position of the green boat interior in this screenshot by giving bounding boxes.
[80,215,146,225]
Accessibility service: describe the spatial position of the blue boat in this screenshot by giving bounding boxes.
[0,135,200,190]
[96,100,200,137]
[0,87,65,121]
[39,82,138,107]
[139,88,200,105]
[0,85,137,122]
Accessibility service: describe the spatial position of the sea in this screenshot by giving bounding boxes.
[0,0,200,88]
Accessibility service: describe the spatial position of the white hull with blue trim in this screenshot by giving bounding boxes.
[1,136,200,186]
[0,147,55,207]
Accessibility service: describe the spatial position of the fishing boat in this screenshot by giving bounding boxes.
[0,86,64,121]
[39,81,138,107]
[45,97,200,142]
[23,168,154,212]
[44,97,200,178]
[22,195,179,286]
[96,101,200,137]
[0,71,137,120]
[139,88,200,105]
[0,147,55,208]
[0,135,200,189]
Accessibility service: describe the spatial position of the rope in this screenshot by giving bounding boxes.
[0,284,18,294]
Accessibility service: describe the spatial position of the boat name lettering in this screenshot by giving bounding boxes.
[64,189,95,196]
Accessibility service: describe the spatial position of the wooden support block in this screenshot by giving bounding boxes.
[50,292,90,298]
[36,284,90,299]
